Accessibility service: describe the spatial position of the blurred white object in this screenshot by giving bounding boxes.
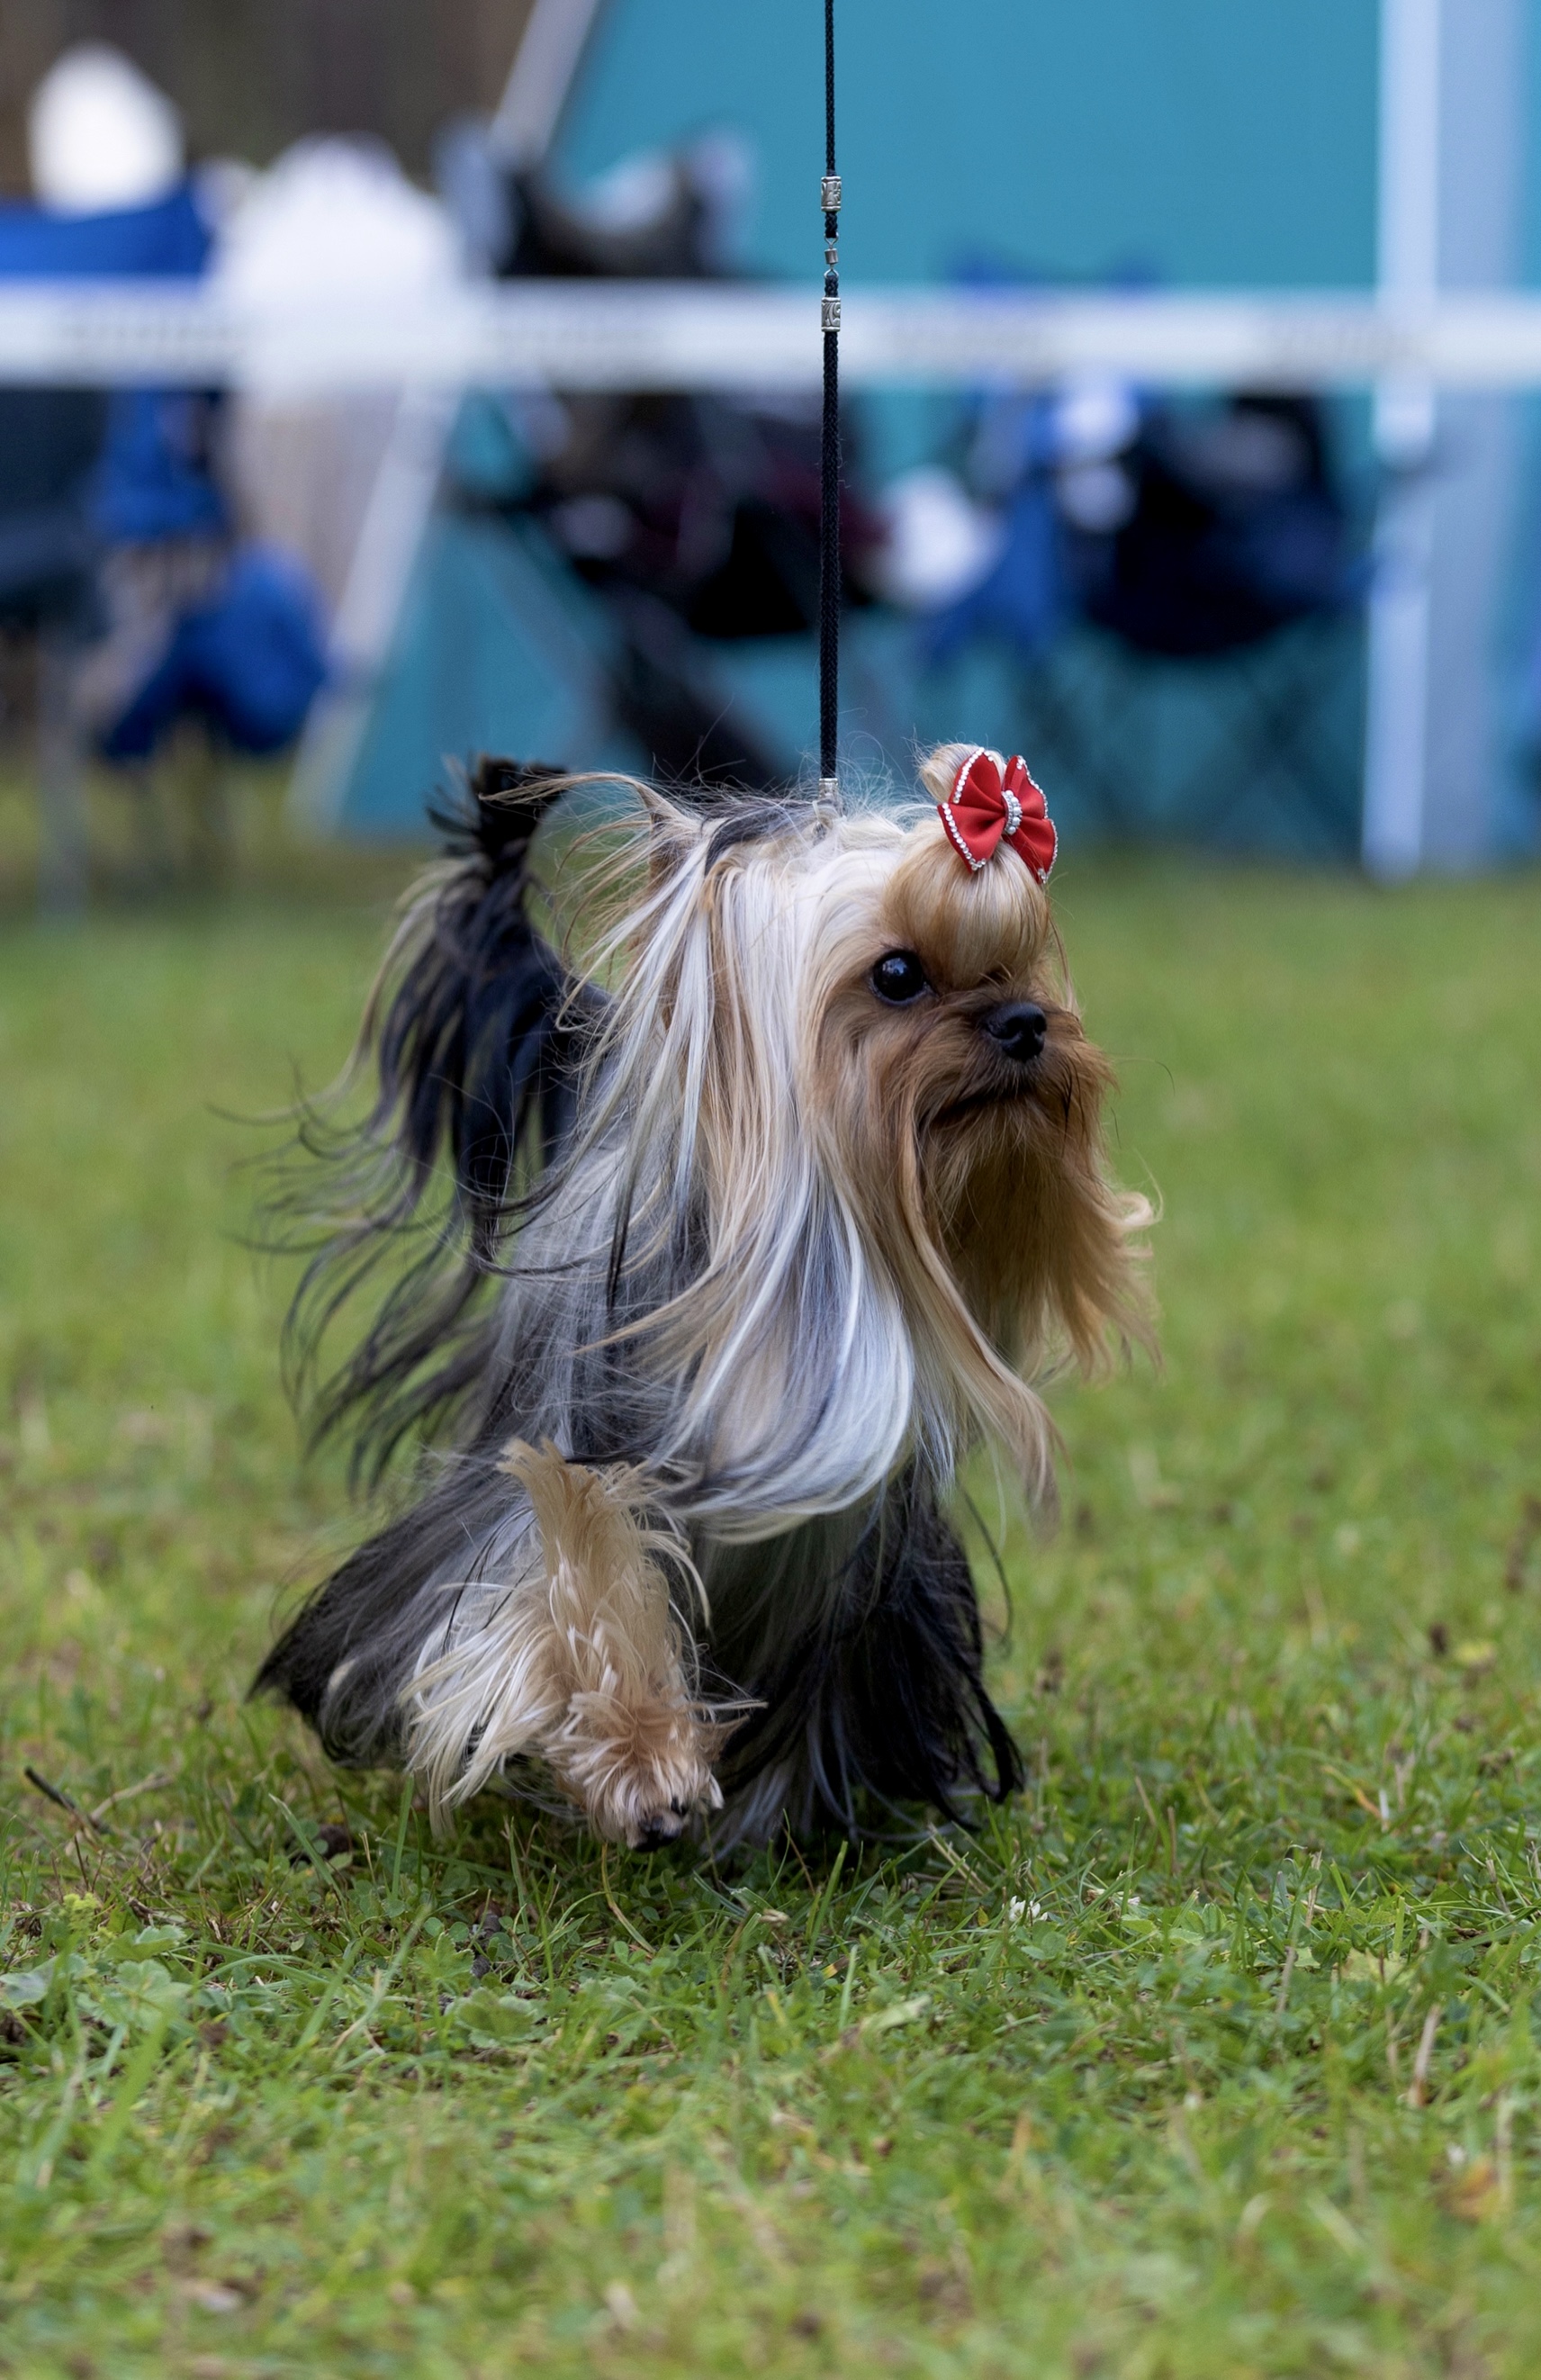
[219,140,464,668]
[1045,374,1140,529]
[1050,374,1139,466]
[12,286,1541,395]
[228,393,403,618]
[29,43,183,215]
[572,148,677,233]
[213,138,462,308]
[222,141,462,682]
[871,467,1004,612]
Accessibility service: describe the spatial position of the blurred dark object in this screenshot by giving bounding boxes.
[922,381,1356,667]
[603,590,784,788]
[509,157,713,277]
[506,137,745,280]
[436,113,751,281]
[1051,392,1364,851]
[1070,395,1356,657]
[437,132,880,788]
[899,367,1364,854]
[0,388,107,625]
[530,389,879,646]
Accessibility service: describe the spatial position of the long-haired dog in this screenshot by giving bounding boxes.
[257,746,1151,1847]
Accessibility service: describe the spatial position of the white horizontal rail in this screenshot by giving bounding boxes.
[7,282,1541,391]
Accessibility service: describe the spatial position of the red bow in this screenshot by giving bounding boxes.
[937,751,1057,883]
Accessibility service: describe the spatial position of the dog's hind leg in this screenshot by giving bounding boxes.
[406,1441,725,1847]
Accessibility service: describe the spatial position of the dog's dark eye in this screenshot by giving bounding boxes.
[870,950,931,1005]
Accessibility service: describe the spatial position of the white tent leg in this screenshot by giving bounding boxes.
[1363,461,1434,881]
[1363,0,1524,877]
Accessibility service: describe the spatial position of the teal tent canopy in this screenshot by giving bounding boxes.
[320,0,1382,846]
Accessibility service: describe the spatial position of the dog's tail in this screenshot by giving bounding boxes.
[275,756,589,1484]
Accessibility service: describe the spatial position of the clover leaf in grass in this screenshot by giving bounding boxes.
[0,1964,53,2009]
[450,1989,545,2047]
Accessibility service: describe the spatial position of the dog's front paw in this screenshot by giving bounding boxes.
[585,1721,725,1851]
[529,1651,730,1848]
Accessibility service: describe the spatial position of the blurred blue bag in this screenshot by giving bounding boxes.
[924,482,1066,663]
[100,545,328,759]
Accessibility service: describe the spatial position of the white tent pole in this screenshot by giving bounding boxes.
[1362,0,1441,880]
[285,386,457,836]
[490,0,609,169]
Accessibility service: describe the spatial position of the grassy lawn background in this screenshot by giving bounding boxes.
[1,823,1540,2376]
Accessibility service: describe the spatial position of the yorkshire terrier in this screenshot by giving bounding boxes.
[257,746,1151,1847]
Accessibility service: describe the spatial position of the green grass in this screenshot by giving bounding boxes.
[3,846,1541,2378]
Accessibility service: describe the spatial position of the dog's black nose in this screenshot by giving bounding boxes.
[981,1001,1048,1065]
